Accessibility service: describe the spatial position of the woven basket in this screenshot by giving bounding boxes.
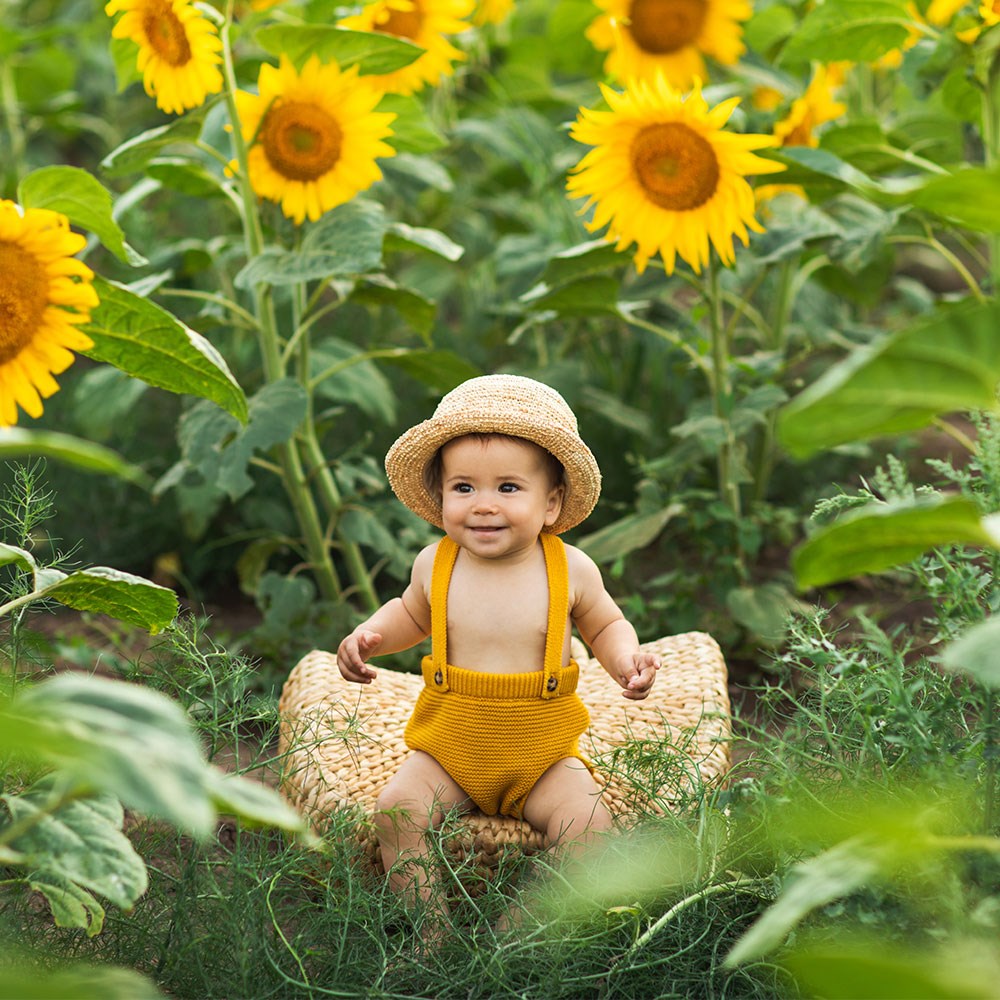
[278,632,731,884]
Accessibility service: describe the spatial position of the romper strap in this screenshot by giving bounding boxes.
[429,536,459,691]
[540,533,570,700]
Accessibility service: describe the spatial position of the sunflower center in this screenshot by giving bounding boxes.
[141,0,193,67]
[628,0,708,54]
[0,242,49,365]
[260,101,344,182]
[631,122,719,211]
[375,2,423,39]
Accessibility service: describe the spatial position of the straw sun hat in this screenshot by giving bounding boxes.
[384,374,602,535]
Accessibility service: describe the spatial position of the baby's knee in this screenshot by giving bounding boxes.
[375,782,438,832]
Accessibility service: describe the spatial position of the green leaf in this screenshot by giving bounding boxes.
[725,837,888,965]
[216,380,308,500]
[792,496,1000,589]
[910,167,1000,233]
[380,350,481,393]
[18,166,146,266]
[778,300,1000,457]
[235,200,387,288]
[520,275,623,316]
[84,277,248,424]
[100,111,209,177]
[0,542,36,574]
[311,342,398,424]
[146,158,229,199]
[255,25,423,73]
[13,674,218,837]
[0,963,164,1000]
[36,566,179,633]
[350,275,436,337]
[939,616,1000,689]
[377,94,446,155]
[0,428,151,488]
[783,941,997,1000]
[385,221,463,261]
[4,786,148,934]
[578,504,683,564]
[767,146,876,191]
[726,583,809,644]
[541,240,626,287]
[203,770,306,833]
[780,0,910,64]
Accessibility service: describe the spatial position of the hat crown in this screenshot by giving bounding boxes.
[434,375,578,435]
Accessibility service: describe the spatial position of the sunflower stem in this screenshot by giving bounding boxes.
[980,43,1000,293]
[706,262,741,523]
[220,5,341,603]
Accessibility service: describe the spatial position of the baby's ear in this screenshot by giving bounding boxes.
[544,485,565,526]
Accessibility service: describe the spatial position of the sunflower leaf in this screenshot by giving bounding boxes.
[18,165,147,266]
[0,429,152,489]
[83,278,248,424]
[255,25,424,74]
[909,167,1000,233]
[791,496,1000,589]
[100,108,211,177]
[778,299,1000,456]
[779,0,911,64]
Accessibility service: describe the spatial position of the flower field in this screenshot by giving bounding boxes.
[3,0,1000,996]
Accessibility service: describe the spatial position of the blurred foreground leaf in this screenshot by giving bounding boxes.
[940,616,1000,689]
[780,0,910,63]
[778,300,1000,457]
[2,674,304,839]
[792,496,1000,589]
[0,962,163,1000]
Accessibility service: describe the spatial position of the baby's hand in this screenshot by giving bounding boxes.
[337,629,382,684]
[619,651,660,701]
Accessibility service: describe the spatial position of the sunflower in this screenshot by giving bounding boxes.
[956,1,1000,42]
[0,201,98,427]
[105,0,223,115]
[567,75,784,275]
[585,0,751,89]
[234,55,396,225]
[473,0,514,25]
[338,0,474,96]
[756,66,846,204]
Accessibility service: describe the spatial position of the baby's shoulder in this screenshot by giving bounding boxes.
[561,541,604,590]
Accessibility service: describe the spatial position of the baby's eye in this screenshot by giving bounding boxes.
[452,482,473,494]
[499,482,520,493]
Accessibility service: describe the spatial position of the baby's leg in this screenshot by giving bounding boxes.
[521,757,612,852]
[374,750,471,904]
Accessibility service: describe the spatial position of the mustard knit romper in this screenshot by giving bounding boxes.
[404,532,592,818]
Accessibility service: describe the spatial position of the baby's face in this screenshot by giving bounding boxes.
[438,436,564,560]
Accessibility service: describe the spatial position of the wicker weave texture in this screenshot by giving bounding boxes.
[278,632,731,862]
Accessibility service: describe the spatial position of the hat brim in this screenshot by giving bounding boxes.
[385,408,601,535]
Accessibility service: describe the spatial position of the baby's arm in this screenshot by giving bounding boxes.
[567,547,659,700]
[336,544,434,684]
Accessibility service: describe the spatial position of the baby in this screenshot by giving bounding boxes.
[336,374,659,910]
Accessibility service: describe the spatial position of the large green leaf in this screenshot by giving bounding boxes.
[780,0,910,63]
[34,566,179,633]
[767,147,875,191]
[0,963,164,1000]
[84,278,248,423]
[376,94,447,155]
[783,942,996,1000]
[0,428,151,488]
[792,496,1000,589]
[725,837,889,966]
[910,167,1000,233]
[520,275,623,316]
[255,25,423,73]
[234,200,387,288]
[18,166,146,266]
[778,300,1000,457]
[5,786,148,936]
[940,617,1000,690]
[0,676,305,840]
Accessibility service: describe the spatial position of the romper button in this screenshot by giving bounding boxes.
[434,670,443,686]
[546,676,558,692]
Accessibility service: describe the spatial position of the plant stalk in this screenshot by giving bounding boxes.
[220,6,341,601]
[706,262,741,520]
